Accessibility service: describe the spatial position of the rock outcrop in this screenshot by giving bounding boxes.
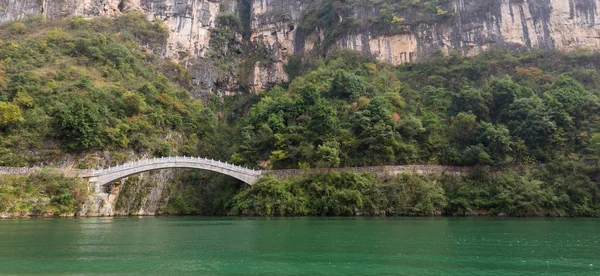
[80,170,174,217]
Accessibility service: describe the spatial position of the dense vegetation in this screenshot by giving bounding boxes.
[0,14,216,167]
[3,14,598,172]
[223,43,600,217]
[228,161,599,217]
[0,171,89,217]
[233,50,600,170]
[1,13,599,217]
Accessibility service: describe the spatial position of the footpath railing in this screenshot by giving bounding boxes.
[264,165,477,177]
[0,167,90,178]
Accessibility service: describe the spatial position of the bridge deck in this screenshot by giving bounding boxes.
[90,156,262,187]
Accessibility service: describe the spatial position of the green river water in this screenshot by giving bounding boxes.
[0,217,598,275]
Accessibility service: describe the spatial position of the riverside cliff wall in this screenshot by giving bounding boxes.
[2,0,600,94]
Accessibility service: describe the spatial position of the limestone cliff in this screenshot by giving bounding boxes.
[2,0,600,94]
[252,0,600,74]
[80,170,174,217]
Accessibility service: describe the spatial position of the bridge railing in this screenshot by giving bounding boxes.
[92,156,259,176]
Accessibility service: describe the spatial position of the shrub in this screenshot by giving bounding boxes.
[0,102,23,128]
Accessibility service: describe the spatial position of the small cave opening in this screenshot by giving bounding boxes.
[118,0,126,12]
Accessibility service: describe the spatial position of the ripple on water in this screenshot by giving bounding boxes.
[0,217,598,275]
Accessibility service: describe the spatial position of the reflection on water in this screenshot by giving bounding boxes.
[0,217,598,275]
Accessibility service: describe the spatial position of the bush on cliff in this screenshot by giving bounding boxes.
[0,172,89,217]
[0,13,216,166]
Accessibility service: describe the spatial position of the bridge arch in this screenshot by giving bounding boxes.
[89,156,261,193]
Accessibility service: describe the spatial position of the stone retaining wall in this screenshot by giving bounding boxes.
[0,167,91,178]
[264,165,519,178]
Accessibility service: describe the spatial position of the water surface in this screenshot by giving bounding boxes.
[0,217,598,275]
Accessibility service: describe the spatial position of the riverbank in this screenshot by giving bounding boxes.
[1,161,599,219]
[228,161,600,217]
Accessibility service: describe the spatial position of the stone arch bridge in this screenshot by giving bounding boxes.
[88,156,262,192]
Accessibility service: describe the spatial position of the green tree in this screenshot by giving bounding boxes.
[543,76,599,145]
[308,100,338,139]
[12,92,35,109]
[507,97,556,151]
[421,86,451,115]
[585,133,600,157]
[329,70,366,100]
[449,112,477,146]
[299,84,320,110]
[365,96,393,124]
[399,115,426,141]
[475,122,512,164]
[460,144,493,165]
[122,91,147,116]
[488,76,532,122]
[450,88,489,120]
[315,141,341,168]
[0,102,23,128]
[350,97,398,164]
[54,99,105,152]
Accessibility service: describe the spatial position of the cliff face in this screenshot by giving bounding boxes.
[252,0,600,66]
[1,0,600,92]
[80,170,174,217]
[0,0,224,59]
[0,0,238,97]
